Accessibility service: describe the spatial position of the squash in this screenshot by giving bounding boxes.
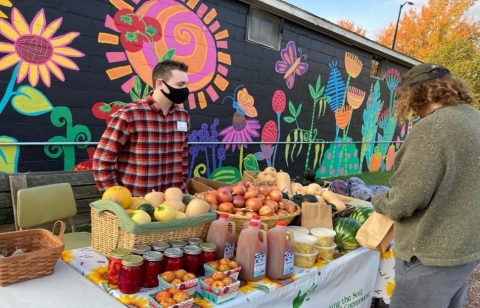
[144,189,165,207]
[128,197,150,210]
[314,178,325,186]
[321,190,346,211]
[175,210,187,219]
[256,171,269,180]
[299,178,311,186]
[102,186,132,209]
[306,183,322,195]
[185,198,210,216]
[301,194,318,203]
[138,203,155,217]
[290,182,303,194]
[275,170,291,195]
[264,167,277,176]
[302,169,316,182]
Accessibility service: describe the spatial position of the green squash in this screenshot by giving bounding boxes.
[302,169,316,182]
[138,203,155,217]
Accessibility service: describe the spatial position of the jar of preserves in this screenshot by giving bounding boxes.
[107,248,131,285]
[142,251,164,288]
[164,248,184,272]
[199,243,217,275]
[183,245,202,276]
[170,240,188,249]
[152,241,170,253]
[131,244,151,256]
[118,255,144,294]
[187,237,203,246]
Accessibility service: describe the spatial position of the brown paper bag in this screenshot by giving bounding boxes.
[355,211,394,253]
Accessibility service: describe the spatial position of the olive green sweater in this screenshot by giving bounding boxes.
[372,104,480,266]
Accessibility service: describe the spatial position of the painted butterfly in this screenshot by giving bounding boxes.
[275,41,309,89]
[222,85,258,117]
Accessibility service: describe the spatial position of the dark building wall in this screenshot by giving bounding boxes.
[0,0,411,181]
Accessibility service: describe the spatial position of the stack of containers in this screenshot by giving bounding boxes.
[292,233,318,268]
[310,228,337,262]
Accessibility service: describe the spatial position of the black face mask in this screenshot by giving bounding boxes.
[161,80,189,104]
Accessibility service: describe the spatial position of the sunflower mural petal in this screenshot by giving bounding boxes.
[0,17,19,41]
[38,64,51,87]
[0,52,20,71]
[118,295,149,308]
[11,85,54,116]
[51,54,80,70]
[54,47,85,57]
[0,11,7,19]
[30,9,46,35]
[0,42,14,52]
[28,64,39,87]
[11,8,31,35]
[41,17,62,39]
[47,61,65,81]
[17,61,29,83]
[50,32,80,47]
[0,0,13,8]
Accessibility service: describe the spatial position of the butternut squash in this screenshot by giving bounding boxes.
[164,187,183,203]
[144,189,165,207]
[306,183,322,195]
[128,197,151,210]
[321,190,346,211]
[185,198,210,216]
[290,182,304,194]
[275,170,292,195]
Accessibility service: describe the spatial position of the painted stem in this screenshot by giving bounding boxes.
[305,98,317,169]
[0,63,19,114]
[188,155,197,179]
[204,148,210,177]
[212,146,217,171]
[272,112,281,167]
[239,144,244,173]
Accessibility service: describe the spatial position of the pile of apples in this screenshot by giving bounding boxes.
[195,181,298,217]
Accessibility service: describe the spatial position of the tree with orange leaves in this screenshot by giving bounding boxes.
[337,19,367,36]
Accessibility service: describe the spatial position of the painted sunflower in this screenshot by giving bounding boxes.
[314,259,328,269]
[385,280,395,298]
[86,266,108,285]
[0,7,84,86]
[60,250,74,263]
[381,248,395,260]
[239,277,281,295]
[0,0,12,19]
[117,295,149,308]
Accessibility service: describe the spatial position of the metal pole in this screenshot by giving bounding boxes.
[392,2,414,50]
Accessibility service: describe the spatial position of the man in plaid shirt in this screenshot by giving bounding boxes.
[93,60,190,197]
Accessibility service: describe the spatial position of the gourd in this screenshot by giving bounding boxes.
[128,197,150,210]
[321,190,346,211]
[185,198,210,216]
[290,182,304,194]
[138,203,155,217]
[144,189,165,207]
[164,187,186,212]
[306,183,322,195]
[302,169,316,182]
[275,170,292,195]
[264,167,277,176]
[102,186,132,209]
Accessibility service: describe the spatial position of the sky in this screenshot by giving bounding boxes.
[283,0,480,39]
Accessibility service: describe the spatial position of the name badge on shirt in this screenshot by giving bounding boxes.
[177,121,188,132]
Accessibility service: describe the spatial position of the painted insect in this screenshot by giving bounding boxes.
[222,85,258,117]
[275,41,309,89]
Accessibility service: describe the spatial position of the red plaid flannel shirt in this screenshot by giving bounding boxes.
[93,94,190,197]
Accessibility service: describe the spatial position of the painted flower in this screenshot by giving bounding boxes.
[314,259,328,269]
[272,90,286,114]
[381,247,395,260]
[60,250,75,263]
[117,295,149,308]
[219,112,261,152]
[385,280,395,298]
[261,120,278,149]
[384,68,402,92]
[193,297,215,308]
[0,8,84,87]
[239,277,281,295]
[86,266,108,285]
[345,52,363,78]
[0,0,12,19]
[346,86,366,110]
[114,8,162,52]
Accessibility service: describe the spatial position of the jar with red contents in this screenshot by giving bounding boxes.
[118,255,144,294]
[187,237,203,247]
[107,248,131,285]
[142,251,164,288]
[131,244,151,256]
[170,240,188,249]
[199,243,217,275]
[182,245,202,276]
[152,241,170,253]
[164,248,184,272]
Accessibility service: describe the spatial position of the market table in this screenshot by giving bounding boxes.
[63,246,381,308]
[0,258,125,308]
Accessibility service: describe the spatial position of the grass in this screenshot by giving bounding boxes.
[324,171,393,187]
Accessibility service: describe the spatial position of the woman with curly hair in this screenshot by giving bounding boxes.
[372,63,480,308]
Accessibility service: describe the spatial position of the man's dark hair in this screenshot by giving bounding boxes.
[152,60,188,86]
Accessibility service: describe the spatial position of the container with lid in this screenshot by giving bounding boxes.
[183,245,202,276]
[187,237,203,246]
[118,255,144,294]
[170,240,188,249]
[131,244,151,256]
[142,251,164,288]
[199,243,217,276]
[151,241,170,252]
[287,226,309,235]
[310,228,336,247]
[107,248,131,285]
[293,234,318,254]
[164,248,184,271]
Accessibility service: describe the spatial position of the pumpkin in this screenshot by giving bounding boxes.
[185,198,210,216]
[275,170,291,195]
[128,197,150,210]
[102,186,132,209]
[144,189,165,207]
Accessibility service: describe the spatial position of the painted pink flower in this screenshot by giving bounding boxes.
[219,112,261,152]
[272,90,286,114]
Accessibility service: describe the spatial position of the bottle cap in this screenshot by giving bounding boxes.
[251,214,260,220]
[249,221,259,227]
[276,221,286,227]
[219,213,229,219]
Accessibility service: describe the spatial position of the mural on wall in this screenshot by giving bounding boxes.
[0,7,85,173]
[275,41,309,89]
[99,0,231,112]
[0,0,12,19]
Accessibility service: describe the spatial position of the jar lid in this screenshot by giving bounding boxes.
[152,241,170,251]
[132,244,151,254]
[187,237,203,246]
[183,245,202,255]
[121,255,143,267]
[170,240,188,248]
[110,248,131,258]
[164,248,184,257]
[144,251,163,261]
[199,243,217,252]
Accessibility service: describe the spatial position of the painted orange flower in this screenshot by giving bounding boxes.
[381,248,395,260]
[0,8,84,87]
[86,266,108,285]
[60,250,74,263]
[117,295,149,308]
[0,0,12,19]
[385,280,395,297]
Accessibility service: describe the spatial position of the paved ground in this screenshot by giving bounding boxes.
[369,264,480,307]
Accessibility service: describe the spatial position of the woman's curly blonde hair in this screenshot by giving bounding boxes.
[394,75,477,124]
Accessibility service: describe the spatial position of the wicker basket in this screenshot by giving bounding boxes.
[0,221,65,286]
[332,204,356,220]
[91,209,212,257]
[242,171,276,186]
[216,205,302,242]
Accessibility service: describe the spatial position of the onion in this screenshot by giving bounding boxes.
[237,180,247,187]
[257,194,266,203]
[264,199,279,212]
[232,185,247,196]
[217,190,233,203]
[286,203,297,214]
[269,189,283,202]
[245,211,256,218]
[205,192,218,205]
[244,190,259,199]
[278,199,287,210]
[258,185,271,196]
[195,192,205,198]
[232,195,246,208]
[218,202,234,213]
[217,186,232,194]
[210,203,218,210]
[245,198,262,212]
[276,209,289,216]
[259,205,273,217]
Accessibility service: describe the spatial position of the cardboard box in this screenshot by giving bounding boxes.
[186,177,228,194]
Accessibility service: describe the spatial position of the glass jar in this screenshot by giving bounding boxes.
[152,241,170,253]
[131,244,151,256]
[187,237,203,246]
[142,251,164,288]
[183,245,202,276]
[118,255,144,294]
[170,240,188,249]
[164,248,184,272]
[107,248,131,285]
[199,243,217,275]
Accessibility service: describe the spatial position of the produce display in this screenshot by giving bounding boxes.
[332,218,362,251]
[148,288,193,308]
[349,207,374,224]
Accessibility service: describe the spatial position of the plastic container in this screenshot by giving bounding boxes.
[310,228,336,247]
[205,213,236,259]
[118,255,144,294]
[293,234,318,254]
[266,221,295,280]
[287,226,309,235]
[316,243,337,262]
[294,249,318,268]
[235,221,268,281]
[242,214,261,230]
[107,248,131,285]
[142,251,164,288]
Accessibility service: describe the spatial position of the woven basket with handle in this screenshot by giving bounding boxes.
[242,171,276,186]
